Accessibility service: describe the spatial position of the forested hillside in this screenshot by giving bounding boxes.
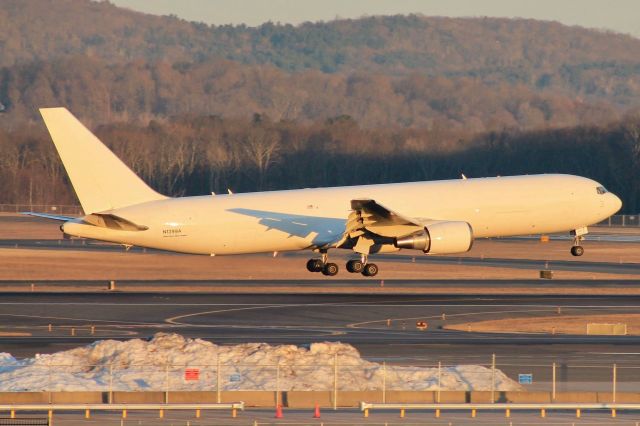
[0,0,639,212]
[2,0,640,129]
[5,56,620,131]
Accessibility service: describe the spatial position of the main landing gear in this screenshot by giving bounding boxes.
[306,252,339,276]
[308,253,379,277]
[346,254,379,277]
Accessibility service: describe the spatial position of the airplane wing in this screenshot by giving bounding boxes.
[349,199,420,228]
[22,212,76,221]
[334,199,424,254]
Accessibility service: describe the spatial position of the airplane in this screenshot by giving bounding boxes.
[27,108,622,277]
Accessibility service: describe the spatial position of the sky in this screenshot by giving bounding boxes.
[109,0,640,38]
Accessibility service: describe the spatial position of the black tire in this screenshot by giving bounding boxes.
[346,259,364,273]
[362,263,379,277]
[322,262,339,276]
[571,246,584,257]
[306,259,323,272]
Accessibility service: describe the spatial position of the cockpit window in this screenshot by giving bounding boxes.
[596,186,608,195]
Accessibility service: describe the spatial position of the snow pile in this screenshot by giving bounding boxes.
[0,333,521,391]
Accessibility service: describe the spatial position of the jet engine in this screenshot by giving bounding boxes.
[394,221,473,254]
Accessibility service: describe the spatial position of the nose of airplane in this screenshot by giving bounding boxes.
[608,193,623,215]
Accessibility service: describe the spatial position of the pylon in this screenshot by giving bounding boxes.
[313,403,321,418]
[275,404,283,418]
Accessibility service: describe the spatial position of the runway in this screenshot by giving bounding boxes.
[3,278,640,291]
[2,292,640,391]
[2,292,640,347]
[0,294,637,352]
[2,237,639,275]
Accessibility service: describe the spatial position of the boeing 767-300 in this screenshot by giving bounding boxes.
[27,108,622,277]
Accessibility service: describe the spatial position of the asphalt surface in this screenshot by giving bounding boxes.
[2,293,640,392]
[3,278,640,291]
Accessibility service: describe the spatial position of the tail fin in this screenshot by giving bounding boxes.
[40,108,166,214]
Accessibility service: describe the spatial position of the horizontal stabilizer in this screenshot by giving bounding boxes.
[22,212,76,221]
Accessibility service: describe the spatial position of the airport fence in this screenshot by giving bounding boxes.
[0,358,636,397]
[596,214,640,227]
[0,204,82,216]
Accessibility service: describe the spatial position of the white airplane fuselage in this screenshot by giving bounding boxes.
[62,174,622,255]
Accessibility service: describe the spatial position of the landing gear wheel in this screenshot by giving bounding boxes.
[362,263,379,277]
[322,262,339,276]
[570,246,584,257]
[346,259,364,273]
[306,258,324,272]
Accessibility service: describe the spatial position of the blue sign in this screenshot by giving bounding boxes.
[518,374,533,385]
[230,373,241,382]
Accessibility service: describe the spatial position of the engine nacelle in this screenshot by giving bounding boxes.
[394,221,474,254]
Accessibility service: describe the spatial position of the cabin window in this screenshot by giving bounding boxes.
[596,186,608,195]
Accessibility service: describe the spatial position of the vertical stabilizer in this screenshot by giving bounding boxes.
[40,108,166,214]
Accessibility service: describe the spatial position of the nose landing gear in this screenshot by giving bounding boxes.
[570,243,584,257]
[570,227,588,257]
